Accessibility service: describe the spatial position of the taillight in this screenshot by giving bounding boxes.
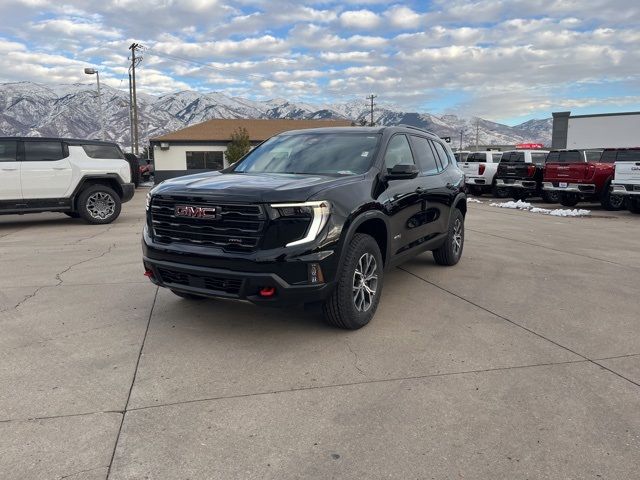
[527,164,536,177]
[585,164,596,179]
[478,164,486,175]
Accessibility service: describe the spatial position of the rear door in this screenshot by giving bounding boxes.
[0,140,21,200]
[20,140,73,199]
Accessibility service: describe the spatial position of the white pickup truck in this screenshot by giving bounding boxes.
[458,151,505,197]
[610,148,640,214]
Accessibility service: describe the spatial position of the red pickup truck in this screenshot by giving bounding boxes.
[542,149,625,210]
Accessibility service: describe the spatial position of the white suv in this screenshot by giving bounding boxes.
[0,137,134,224]
[610,148,640,214]
[459,151,503,196]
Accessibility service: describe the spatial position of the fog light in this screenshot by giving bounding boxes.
[259,287,276,298]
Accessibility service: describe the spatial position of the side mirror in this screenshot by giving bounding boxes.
[387,163,420,180]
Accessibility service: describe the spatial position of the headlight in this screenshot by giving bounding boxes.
[145,192,151,211]
[270,201,331,247]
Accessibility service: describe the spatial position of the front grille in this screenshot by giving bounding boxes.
[150,195,266,251]
[157,267,243,295]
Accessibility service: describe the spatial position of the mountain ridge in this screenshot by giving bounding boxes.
[0,81,552,148]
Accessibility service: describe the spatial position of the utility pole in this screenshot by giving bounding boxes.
[128,72,134,154]
[366,94,377,126]
[459,128,464,152]
[129,43,143,155]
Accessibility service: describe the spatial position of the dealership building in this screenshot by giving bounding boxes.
[150,118,352,182]
[552,111,640,149]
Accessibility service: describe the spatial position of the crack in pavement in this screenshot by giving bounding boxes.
[11,244,116,311]
[0,359,590,425]
[344,340,366,376]
[59,465,108,479]
[71,225,115,244]
[398,266,640,390]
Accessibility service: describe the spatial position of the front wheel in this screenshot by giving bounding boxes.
[601,186,625,211]
[433,209,464,266]
[77,184,122,224]
[492,182,510,198]
[323,233,383,330]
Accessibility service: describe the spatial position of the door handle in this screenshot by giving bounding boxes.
[1,167,18,171]
[52,167,69,170]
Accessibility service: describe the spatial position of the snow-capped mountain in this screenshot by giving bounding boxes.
[0,81,552,148]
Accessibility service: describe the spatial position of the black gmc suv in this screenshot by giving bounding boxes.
[142,126,467,329]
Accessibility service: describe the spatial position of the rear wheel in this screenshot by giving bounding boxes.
[171,290,207,300]
[512,191,527,201]
[601,183,625,211]
[77,184,122,224]
[542,191,560,203]
[628,197,640,214]
[433,209,465,266]
[468,185,483,197]
[560,193,579,207]
[323,233,383,330]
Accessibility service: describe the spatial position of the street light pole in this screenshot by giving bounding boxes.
[84,68,105,140]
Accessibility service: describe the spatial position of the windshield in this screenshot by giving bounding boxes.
[233,132,381,175]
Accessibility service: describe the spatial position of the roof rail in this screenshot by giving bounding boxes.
[397,124,439,137]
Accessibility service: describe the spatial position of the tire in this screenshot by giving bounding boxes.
[323,233,383,330]
[76,184,122,224]
[512,191,527,201]
[64,212,80,218]
[542,191,560,203]
[560,193,579,207]
[601,183,625,211]
[492,182,509,198]
[433,209,465,266]
[171,289,207,300]
[628,197,640,214]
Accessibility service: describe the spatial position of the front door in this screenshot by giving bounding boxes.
[382,134,427,254]
[20,140,73,199]
[0,139,21,201]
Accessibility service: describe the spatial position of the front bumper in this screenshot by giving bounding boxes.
[121,183,135,203]
[142,231,338,306]
[495,178,537,190]
[543,182,596,194]
[611,183,640,196]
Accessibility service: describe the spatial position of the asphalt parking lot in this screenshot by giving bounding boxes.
[1,190,639,479]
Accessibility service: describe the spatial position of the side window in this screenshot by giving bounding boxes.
[82,144,124,159]
[24,141,65,161]
[384,135,415,173]
[410,136,439,175]
[599,150,617,163]
[0,140,17,162]
[431,141,450,170]
[617,150,640,162]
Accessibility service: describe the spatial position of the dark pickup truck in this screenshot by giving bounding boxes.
[542,149,624,210]
[493,149,559,202]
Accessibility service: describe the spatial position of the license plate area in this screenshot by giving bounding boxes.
[559,182,568,188]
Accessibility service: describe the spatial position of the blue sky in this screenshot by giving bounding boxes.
[0,0,639,125]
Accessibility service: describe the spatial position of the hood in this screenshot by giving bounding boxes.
[152,171,362,203]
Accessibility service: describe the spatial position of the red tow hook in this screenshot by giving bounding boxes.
[259,287,276,298]
[144,269,154,279]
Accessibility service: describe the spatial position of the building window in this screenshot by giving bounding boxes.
[186,151,224,170]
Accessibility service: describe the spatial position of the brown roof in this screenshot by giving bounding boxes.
[151,118,353,142]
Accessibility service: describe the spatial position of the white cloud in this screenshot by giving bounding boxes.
[339,9,381,29]
[384,6,422,29]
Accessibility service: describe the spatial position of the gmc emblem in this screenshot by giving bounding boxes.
[174,205,217,219]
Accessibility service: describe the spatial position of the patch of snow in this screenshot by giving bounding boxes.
[491,201,590,217]
[468,198,483,204]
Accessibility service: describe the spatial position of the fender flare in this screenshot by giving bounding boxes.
[71,174,127,208]
[335,209,392,272]
[447,192,468,225]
